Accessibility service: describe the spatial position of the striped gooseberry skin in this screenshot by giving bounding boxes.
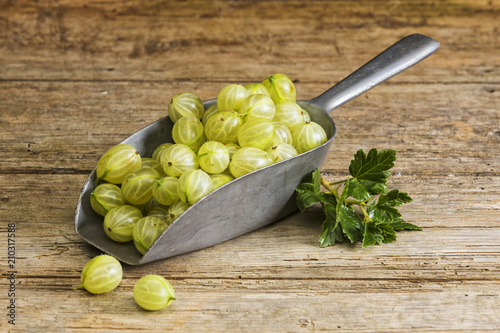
[238,94,276,121]
[198,141,230,174]
[202,104,219,124]
[210,173,235,191]
[273,101,307,130]
[291,121,328,154]
[136,198,161,216]
[302,108,311,123]
[177,169,213,205]
[225,143,240,160]
[104,205,143,242]
[272,121,293,146]
[237,118,276,151]
[133,275,176,311]
[133,216,168,255]
[204,111,243,144]
[160,144,199,177]
[147,206,170,224]
[152,176,180,206]
[229,147,272,179]
[217,83,249,112]
[172,116,205,151]
[141,157,164,176]
[166,201,190,224]
[121,168,160,206]
[78,255,122,294]
[96,144,142,185]
[152,143,173,162]
[90,183,125,216]
[244,83,271,97]
[168,92,204,123]
[261,73,296,104]
[267,143,298,163]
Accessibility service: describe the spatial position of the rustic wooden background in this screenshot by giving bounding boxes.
[1,0,499,331]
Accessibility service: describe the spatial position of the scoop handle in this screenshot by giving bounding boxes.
[310,34,440,114]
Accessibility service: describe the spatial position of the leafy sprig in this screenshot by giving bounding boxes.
[295,148,421,247]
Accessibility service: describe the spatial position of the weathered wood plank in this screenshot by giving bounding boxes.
[0,0,498,82]
[1,169,499,227]
[10,278,500,332]
[1,81,498,177]
[1,0,499,331]
[12,222,500,281]
[1,173,498,279]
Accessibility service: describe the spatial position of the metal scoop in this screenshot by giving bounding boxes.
[75,34,439,265]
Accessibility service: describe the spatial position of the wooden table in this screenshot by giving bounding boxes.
[1,0,499,331]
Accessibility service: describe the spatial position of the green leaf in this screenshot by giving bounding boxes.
[347,179,371,201]
[295,169,326,211]
[362,221,396,246]
[323,199,338,225]
[358,176,390,195]
[362,222,384,247]
[349,149,396,195]
[295,183,320,212]
[363,220,418,247]
[378,189,413,208]
[337,205,362,243]
[319,225,335,247]
[390,219,422,231]
[294,150,419,249]
[318,192,337,206]
[368,189,413,223]
[379,223,397,243]
[319,201,344,247]
[319,223,344,247]
[367,205,399,223]
[337,178,350,208]
[336,178,363,243]
[312,168,321,194]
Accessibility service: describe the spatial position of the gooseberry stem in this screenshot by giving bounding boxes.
[329,179,349,186]
[345,198,367,206]
[321,173,373,223]
[320,175,339,200]
[359,204,372,223]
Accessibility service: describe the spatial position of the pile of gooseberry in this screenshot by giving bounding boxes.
[78,74,328,310]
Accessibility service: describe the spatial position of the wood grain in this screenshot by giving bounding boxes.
[1,0,499,332]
